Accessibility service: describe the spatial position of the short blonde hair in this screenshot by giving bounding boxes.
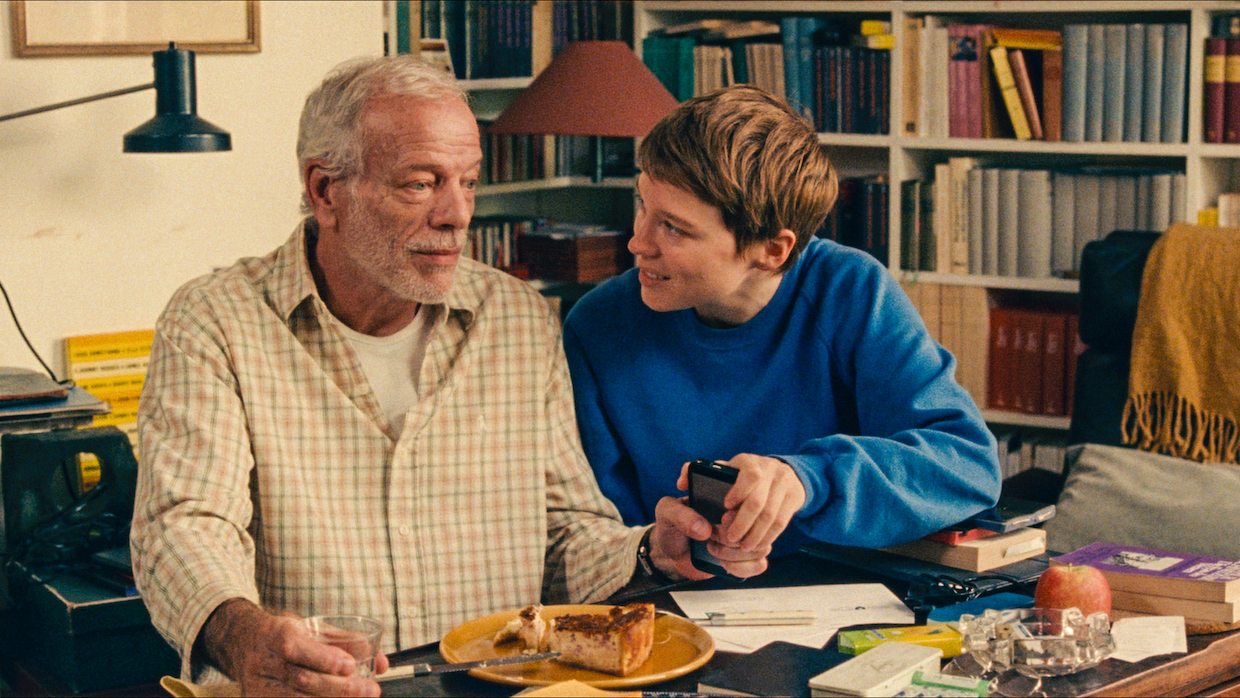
[637,85,838,270]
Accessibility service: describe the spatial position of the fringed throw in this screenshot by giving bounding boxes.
[1121,223,1240,464]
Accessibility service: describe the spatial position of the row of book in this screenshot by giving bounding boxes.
[818,175,889,263]
[993,428,1070,482]
[1211,191,1240,228]
[479,124,633,185]
[901,162,1185,278]
[902,281,1082,419]
[988,306,1082,418]
[641,17,892,135]
[904,20,1188,144]
[468,215,542,272]
[1203,36,1240,144]
[395,0,629,81]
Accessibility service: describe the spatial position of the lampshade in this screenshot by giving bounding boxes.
[487,41,679,137]
[123,43,231,152]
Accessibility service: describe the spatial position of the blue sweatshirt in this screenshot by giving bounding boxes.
[563,237,1001,554]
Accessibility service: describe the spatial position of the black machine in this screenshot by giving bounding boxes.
[2,426,137,568]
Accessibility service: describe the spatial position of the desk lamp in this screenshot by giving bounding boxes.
[486,41,678,182]
[0,41,231,152]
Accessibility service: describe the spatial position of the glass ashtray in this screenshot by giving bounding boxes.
[958,607,1116,679]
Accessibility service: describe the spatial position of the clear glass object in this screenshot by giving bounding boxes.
[957,607,1115,696]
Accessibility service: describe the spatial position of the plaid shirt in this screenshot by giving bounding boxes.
[132,221,642,680]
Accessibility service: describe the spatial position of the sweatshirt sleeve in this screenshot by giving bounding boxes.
[777,266,1001,549]
[562,316,649,526]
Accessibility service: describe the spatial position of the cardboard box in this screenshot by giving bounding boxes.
[518,229,628,282]
[7,562,179,693]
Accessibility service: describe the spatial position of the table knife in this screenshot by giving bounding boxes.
[383,651,561,679]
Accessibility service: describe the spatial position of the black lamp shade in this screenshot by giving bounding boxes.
[123,43,230,153]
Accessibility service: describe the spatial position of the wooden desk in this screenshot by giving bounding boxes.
[8,552,1239,696]
[379,552,1240,698]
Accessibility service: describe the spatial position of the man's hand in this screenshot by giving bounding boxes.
[201,599,389,697]
[648,496,769,581]
[677,454,805,553]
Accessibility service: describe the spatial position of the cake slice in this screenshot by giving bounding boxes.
[493,604,549,651]
[546,603,655,676]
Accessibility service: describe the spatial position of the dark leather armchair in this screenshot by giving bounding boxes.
[1066,229,1162,449]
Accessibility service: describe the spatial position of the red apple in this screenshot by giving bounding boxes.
[1034,564,1112,617]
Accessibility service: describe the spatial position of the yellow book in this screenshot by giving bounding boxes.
[989,45,1032,140]
[990,27,1063,51]
[851,33,894,50]
[64,329,154,362]
[860,20,891,36]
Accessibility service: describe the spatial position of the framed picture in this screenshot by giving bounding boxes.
[11,0,260,56]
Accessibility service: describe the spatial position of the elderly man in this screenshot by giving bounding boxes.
[131,55,764,697]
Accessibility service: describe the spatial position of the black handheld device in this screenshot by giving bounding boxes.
[687,459,742,580]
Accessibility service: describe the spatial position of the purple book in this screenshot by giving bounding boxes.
[1052,542,1240,602]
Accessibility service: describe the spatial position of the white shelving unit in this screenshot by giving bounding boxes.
[636,0,1240,432]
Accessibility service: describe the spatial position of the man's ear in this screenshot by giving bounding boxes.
[304,161,340,226]
[753,229,798,271]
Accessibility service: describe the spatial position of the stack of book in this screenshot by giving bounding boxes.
[882,498,1055,573]
[1051,543,1240,624]
[63,330,152,484]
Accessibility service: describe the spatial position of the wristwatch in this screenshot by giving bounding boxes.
[636,528,671,583]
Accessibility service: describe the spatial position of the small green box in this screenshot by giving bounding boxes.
[838,624,963,658]
[7,563,180,693]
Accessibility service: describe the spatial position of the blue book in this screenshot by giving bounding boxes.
[1123,24,1146,142]
[1161,23,1188,143]
[1085,24,1106,142]
[1061,24,1089,142]
[781,17,801,114]
[798,16,825,120]
[1142,23,1165,143]
[1102,24,1127,142]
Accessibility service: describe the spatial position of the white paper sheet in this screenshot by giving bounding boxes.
[671,583,915,653]
[1109,615,1188,663]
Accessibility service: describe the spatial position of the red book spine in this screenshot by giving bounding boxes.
[1041,311,1068,416]
[1019,310,1045,415]
[1225,38,1240,143]
[987,307,1015,411]
[1042,48,1063,142]
[1206,38,1227,144]
[1065,312,1083,418]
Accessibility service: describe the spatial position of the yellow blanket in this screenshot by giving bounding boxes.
[1121,223,1240,464]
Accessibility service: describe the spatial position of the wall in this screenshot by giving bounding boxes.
[0,1,383,373]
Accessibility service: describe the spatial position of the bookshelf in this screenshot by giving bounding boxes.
[385,1,639,294]
[636,0,1240,438]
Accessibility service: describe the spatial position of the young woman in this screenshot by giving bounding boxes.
[563,85,1001,564]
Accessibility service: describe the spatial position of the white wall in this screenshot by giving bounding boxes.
[0,1,383,373]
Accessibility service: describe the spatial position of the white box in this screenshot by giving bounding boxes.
[809,641,943,697]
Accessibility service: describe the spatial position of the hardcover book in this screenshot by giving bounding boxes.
[1110,590,1240,623]
[1051,542,1240,602]
[883,526,1047,573]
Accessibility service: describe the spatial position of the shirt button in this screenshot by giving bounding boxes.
[398,525,412,536]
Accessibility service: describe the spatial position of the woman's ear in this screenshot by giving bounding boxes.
[752,229,798,271]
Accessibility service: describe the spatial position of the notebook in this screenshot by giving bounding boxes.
[0,368,67,405]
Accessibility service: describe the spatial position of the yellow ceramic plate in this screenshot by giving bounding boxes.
[439,604,715,688]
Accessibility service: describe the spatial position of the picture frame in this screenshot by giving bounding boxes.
[11,0,260,57]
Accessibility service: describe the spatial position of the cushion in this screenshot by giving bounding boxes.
[1044,443,1240,559]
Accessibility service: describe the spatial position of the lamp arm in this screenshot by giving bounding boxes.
[0,83,155,123]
